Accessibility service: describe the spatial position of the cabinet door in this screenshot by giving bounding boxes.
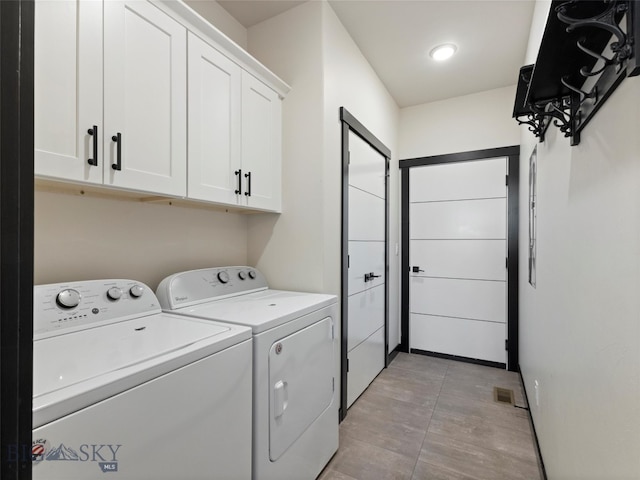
[241,72,282,212]
[104,1,187,197]
[187,33,241,204]
[34,0,103,184]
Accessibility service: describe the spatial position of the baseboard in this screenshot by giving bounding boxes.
[388,345,401,363]
[518,366,548,480]
[411,348,506,370]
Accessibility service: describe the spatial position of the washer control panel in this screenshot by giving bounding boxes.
[34,279,161,339]
[156,266,268,310]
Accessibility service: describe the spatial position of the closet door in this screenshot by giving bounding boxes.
[34,0,103,184]
[187,33,241,204]
[346,131,386,408]
[104,1,187,197]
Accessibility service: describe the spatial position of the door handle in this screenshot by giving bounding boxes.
[234,169,242,194]
[111,133,122,171]
[364,272,381,282]
[412,266,425,273]
[87,126,98,166]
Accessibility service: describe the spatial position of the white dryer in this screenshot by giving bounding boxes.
[157,266,339,480]
[33,279,253,480]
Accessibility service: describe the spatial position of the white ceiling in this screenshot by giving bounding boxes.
[218,0,536,108]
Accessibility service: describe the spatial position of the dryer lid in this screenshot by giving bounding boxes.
[33,313,251,428]
[177,290,337,334]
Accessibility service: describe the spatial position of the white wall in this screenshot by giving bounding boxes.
[246,1,401,352]
[184,0,248,49]
[399,85,520,159]
[246,1,401,347]
[245,1,326,293]
[321,2,401,349]
[519,2,640,478]
[34,189,248,288]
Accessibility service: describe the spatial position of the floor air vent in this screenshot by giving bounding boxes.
[493,387,515,405]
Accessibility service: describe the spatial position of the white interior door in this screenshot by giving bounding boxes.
[409,157,507,365]
[347,131,386,408]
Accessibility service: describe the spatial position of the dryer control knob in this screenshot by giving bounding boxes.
[107,287,123,301]
[238,271,247,280]
[248,270,256,279]
[129,284,144,298]
[56,289,81,309]
[217,271,230,284]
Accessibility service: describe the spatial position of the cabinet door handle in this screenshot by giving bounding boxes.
[111,133,122,171]
[234,169,242,194]
[87,126,98,166]
[244,171,252,197]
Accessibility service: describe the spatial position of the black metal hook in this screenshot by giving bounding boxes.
[557,1,628,60]
[576,38,612,76]
[560,76,597,104]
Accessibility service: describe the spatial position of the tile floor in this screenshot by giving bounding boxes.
[319,353,543,480]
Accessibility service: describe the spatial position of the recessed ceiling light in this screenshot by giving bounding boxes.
[430,44,457,61]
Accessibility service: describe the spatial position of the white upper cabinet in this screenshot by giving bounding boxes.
[104,1,187,197]
[34,0,287,211]
[34,0,103,184]
[188,38,282,212]
[187,33,241,204]
[240,72,282,212]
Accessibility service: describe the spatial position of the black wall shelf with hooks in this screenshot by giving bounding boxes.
[513,0,640,146]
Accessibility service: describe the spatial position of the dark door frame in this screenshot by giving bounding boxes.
[339,107,391,421]
[1,0,35,478]
[399,146,520,371]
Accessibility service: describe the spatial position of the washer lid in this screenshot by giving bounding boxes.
[33,313,251,428]
[178,290,337,334]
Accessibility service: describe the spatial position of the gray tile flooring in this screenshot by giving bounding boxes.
[320,353,542,480]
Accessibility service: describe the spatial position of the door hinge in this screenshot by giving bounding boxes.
[506,257,509,269]
[346,358,349,372]
[505,339,509,351]
[505,174,509,186]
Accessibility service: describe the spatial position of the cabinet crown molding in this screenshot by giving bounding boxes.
[154,0,291,99]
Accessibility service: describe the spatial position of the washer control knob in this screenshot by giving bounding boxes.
[248,270,256,279]
[217,271,230,284]
[56,289,81,309]
[107,287,123,301]
[129,284,144,298]
[238,271,247,280]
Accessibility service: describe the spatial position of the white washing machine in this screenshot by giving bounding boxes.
[156,266,339,480]
[33,279,253,480]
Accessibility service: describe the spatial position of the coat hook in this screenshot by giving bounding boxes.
[576,38,612,77]
[561,76,596,104]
